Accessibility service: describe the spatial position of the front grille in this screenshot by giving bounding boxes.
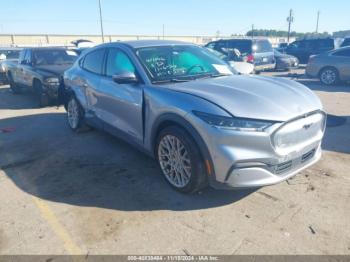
[302,149,316,163]
[276,160,293,174]
[273,148,317,175]
[272,112,325,154]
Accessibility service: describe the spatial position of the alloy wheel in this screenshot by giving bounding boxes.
[158,135,192,188]
[321,69,336,85]
[67,98,80,129]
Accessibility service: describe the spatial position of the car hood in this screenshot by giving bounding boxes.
[35,64,73,76]
[165,75,322,122]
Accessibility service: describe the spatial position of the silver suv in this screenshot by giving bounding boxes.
[63,40,326,193]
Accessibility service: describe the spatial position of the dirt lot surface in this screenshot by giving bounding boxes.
[0,69,349,255]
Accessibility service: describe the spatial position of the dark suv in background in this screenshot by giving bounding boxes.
[285,38,336,64]
[7,47,78,107]
[205,39,275,72]
[341,38,350,48]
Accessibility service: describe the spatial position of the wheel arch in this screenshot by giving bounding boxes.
[151,113,215,179]
[318,65,339,78]
[32,77,41,87]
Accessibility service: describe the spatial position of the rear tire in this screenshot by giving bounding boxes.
[156,126,208,193]
[66,96,90,133]
[319,67,339,85]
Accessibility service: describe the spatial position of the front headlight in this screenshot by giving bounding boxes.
[193,111,274,132]
[44,77,60,86]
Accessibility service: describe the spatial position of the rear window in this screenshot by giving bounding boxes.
[254,40,273,53]
[225,40,252,55]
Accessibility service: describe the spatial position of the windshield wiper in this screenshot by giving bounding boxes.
[152,78,191,84]
[194,73,231,80]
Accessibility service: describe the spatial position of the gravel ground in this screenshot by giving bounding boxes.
[0,69,349,255]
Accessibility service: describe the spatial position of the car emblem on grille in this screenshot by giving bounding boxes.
[303,123,313,130]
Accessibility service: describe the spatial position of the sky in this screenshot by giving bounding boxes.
[0,0,349,36]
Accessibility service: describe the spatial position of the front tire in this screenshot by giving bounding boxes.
[319,67,339,85]
[33,80,50,108]
[8,73,21,94]
[156,126,208,193]
[67,96,89,132]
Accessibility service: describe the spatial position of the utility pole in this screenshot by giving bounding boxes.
[251,24,254,39]
[316,11,320,33]
[162,24,165,40]
[287,9,294,43]
[98,0,105,43]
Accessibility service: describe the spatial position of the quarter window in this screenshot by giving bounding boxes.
[23,50,31,64]
[83,49,105,75]
[106,48,135,77]
[333,49,350,57]
[19,50,26,64]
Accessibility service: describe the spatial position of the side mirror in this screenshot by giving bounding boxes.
[112,71,138,84]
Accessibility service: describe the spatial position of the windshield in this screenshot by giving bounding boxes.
[33,49,78,66]
[135,45,233,83]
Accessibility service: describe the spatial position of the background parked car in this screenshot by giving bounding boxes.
[306,46,350,85]
[0,47,21,84]
[285,38,336,64]
[71,39,95,55]
[6,47,78,106]
[274,49,299,71]
[206,48,255,75]
[205,39,275,72]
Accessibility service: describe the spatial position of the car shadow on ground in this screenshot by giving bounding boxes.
[268,73,350,93]
[0,86,52,110]
[0,113,256,212]
[323,115,350,154]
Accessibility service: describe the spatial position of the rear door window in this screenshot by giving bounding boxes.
[82,49,105,75]
[316,39,334,51]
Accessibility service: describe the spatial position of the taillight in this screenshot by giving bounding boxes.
[246,54,254,63]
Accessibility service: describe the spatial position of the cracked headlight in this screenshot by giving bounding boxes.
[193,111,275,132]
